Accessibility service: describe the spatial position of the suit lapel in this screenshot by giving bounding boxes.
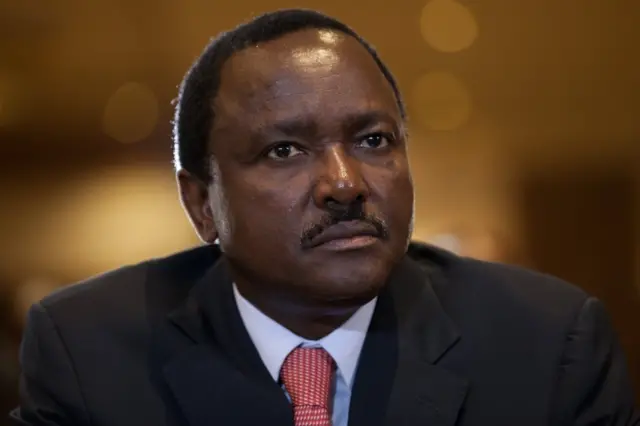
[349,256,469,426]
[159,254,293,426]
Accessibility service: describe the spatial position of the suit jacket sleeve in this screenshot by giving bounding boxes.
[550,296,639,426]
[9,302,89,426]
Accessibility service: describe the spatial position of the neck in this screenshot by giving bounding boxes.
[265,307,357,341]
[235,281,369,340]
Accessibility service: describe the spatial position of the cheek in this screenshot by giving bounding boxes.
[221,178,306,244]
[368,158,414,210]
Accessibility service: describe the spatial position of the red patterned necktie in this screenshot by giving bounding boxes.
[280,347,335,426]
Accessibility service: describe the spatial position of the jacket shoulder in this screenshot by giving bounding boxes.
[40,262,147,310]
[408,242,590,326]
[38,245,216,326]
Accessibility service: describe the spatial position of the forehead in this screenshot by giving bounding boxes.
[213,29,400,131]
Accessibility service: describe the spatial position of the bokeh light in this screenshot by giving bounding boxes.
[411,71,472,130]
[420,0,478,53]
[102,82,158,143]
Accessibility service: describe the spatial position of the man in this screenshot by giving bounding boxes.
[11,8,639,426]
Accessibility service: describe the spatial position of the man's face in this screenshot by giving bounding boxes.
[195,29,413,304]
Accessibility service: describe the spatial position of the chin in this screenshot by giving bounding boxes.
[308,261,391,302]
[301,240,402,293]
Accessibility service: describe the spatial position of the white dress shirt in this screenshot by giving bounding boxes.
[233,284,377,426]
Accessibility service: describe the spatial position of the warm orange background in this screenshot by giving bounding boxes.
[1,0,639,407]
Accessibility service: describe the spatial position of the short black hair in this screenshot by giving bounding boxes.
[173,8,405,181]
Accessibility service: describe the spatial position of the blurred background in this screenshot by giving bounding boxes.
[1,0,639,415]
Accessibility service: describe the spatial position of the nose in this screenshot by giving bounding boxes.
[312,145,369,210]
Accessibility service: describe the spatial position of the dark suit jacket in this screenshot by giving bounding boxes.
[10,243,639,426]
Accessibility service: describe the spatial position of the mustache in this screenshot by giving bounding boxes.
[300,203,389,246]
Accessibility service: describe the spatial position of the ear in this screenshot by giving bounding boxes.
[176,169,218,243]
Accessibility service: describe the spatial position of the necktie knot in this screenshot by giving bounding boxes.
[280,347,335,410]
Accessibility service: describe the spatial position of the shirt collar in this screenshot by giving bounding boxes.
[233,284,377,388]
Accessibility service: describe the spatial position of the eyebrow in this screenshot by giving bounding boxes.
[268,110,398,137]
[271,116,318,136]
[341,111,398,133]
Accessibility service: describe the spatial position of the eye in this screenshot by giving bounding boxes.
[356,133,393,149]
[266,143,305,160]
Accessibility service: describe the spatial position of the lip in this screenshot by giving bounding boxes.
[305,220,380,250]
